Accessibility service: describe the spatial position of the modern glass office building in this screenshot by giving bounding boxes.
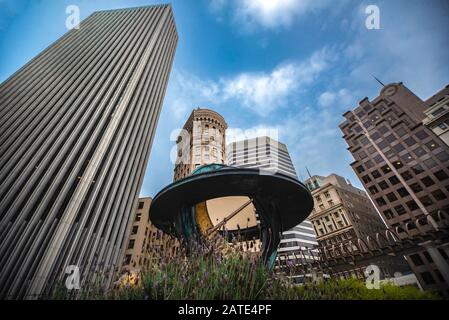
[0,4,177,298]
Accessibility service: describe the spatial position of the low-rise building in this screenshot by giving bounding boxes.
[305,173,409,279]
[423,85,449,146]
[122,197,179,272]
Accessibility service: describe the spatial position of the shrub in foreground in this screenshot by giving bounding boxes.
[51,244,439,300]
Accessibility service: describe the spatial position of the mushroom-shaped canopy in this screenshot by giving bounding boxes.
[150,164,314,266]
[150,164,313,240]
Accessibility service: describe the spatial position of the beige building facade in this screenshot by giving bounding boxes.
[423,85,449,146]
[306,174,385,242]
[122,197,179,272]
[305,174,409,278]
[174,108,227,181]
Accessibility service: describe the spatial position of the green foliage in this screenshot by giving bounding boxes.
[277,278,439,300]
[51,245,439,300]
[113,249,271,300]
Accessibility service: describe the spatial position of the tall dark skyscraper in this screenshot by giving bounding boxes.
[340,83,449,297]
[0,4,177,298]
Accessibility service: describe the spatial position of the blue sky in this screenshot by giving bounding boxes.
[1,0,448,197]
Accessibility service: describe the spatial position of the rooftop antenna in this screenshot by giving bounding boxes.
[306,167,313,180]
[371,74,385,87]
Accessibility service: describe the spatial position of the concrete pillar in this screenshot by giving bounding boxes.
[440,243,449,260]
[421,241,449,285]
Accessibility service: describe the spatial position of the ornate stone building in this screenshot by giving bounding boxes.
[305,174,409,279]
[423,85,449,146]
[306,174,385,242]
[174,108,227,181]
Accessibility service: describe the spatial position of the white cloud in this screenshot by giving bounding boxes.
[208,0,351,32]
[221,47,335,115]
[221,63,298,115]
[228,0,335,31]
[164,71,220,122]
[167,47,335,117]
[234,0,303,29]
[209,0,226,12]
[317,91,336,107]
[318,88,353,108]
